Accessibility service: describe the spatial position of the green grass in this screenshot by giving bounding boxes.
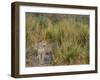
[26,13,89,66]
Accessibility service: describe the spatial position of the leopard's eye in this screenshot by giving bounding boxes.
[46,52,49,55]
[43,44,46,47]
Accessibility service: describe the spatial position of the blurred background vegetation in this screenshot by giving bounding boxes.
[26,12,89,66]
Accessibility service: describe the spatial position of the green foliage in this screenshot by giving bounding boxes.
[26,13,89,66]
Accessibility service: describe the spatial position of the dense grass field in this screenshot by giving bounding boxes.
[26,12,89,67]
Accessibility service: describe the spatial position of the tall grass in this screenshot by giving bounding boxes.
[26,13,89,66]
